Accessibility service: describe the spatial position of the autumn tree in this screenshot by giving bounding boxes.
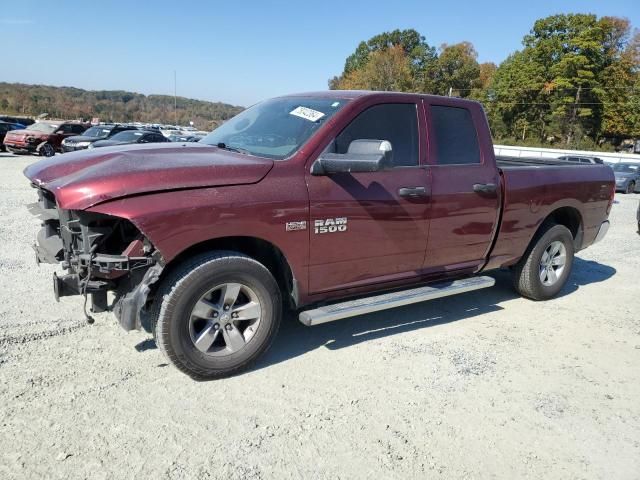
[330,29,437,91]
[332,46,415,91]
[331,30,487,98]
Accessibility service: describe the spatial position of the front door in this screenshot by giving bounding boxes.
[306,101,431,294]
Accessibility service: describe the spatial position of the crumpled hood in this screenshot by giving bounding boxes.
[24,143,274,210]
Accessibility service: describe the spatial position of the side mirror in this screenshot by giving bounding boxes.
[311,139,393,176]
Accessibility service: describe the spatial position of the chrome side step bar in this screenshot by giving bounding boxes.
[299,276,495,326]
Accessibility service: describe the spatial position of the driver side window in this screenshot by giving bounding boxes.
[334,103,419,167]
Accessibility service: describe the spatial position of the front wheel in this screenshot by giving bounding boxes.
[512,223,574,300]
[39,142,55,157]
[153,252,281,380]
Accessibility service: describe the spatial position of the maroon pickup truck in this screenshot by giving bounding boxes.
[24,91,614,379]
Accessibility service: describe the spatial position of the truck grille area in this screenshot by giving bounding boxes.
[28,185,156,287]
[28,187,63,264]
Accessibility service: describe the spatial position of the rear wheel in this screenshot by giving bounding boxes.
[626,181,636,194]
[153,251,281,380]
[512,223,574,300]
[39,143,55,157]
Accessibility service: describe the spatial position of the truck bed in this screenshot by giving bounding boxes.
[496,156,595,168]
[487,159,614,271]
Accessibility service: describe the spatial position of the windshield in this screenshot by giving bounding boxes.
[201,96,349,159]
[83,126,113,138]
[110,130,143,142]
[613,163,639,173]
[28,123,58,133]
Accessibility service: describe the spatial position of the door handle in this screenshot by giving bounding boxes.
[398,186,428,198]
[473,183,497,195]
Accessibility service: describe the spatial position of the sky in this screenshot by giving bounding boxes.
[2,0,638,106]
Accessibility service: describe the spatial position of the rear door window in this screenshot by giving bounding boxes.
[430,105,480,165]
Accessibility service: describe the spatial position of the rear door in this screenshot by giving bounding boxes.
[422,100,500,273]
[306,100,431,293]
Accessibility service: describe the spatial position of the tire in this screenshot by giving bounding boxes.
[39,143,55,157]
[153,251,281,380]
[511,223,574,300]
[626,181,636,194]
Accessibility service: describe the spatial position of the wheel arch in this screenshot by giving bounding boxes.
[533,205,584,251]
[155,236,299,309]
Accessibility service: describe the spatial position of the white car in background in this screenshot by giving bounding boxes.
[159,126,181,137]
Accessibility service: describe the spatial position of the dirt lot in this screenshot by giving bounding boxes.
[0,151,639,480]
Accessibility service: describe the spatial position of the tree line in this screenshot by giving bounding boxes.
[0,82,243,129]
[329,15,640,150]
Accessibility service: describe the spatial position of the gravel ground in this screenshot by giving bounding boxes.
[0,151,639,479]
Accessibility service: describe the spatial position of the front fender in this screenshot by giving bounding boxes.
[87,181,310,299]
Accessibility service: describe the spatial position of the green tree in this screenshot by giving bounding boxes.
[432,42,481,97]
[488,14,640,146]
[600,24,640,138]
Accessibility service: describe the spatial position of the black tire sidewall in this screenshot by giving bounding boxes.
[40,143,54,157]
[526,225,574,298]
[627,181,635,194]
[158,255,281,378]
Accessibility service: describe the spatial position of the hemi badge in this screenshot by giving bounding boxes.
[286,221,307,232]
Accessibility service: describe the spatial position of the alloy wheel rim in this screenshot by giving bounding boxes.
[539,241,567,286]
[42,144,54,157]
[188,283,262,356]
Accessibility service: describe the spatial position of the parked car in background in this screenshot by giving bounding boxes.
[160,126,181,137]
[61,124,139,152]
[3,121,88,156]
[0,115,35,128]
[90,129,170,148]
[168,134,203,142]
[557,155,604,164]
[0,121,26,151]
[612,162,640,193]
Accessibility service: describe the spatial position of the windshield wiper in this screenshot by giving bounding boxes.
[216,142,251,156]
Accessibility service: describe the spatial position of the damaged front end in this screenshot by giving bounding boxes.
[29,185,163,330]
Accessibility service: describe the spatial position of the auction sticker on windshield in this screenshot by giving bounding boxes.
[289,106,325,122]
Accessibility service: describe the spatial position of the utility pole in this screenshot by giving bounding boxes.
[174,70,177,126]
